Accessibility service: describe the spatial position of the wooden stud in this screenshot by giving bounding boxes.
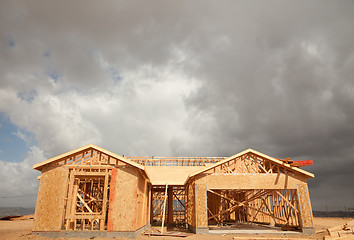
[161,183,168,233]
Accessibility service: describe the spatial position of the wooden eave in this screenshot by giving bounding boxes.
[32,144,144,171]
[185,148,314,184]
[144,166,205,186]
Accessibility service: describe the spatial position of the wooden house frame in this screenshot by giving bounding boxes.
[32,144,315,238]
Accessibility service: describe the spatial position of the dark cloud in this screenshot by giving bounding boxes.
[176,1,354,210]
[0,0,353,209]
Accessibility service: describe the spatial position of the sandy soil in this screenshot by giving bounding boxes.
[0,217,353,240]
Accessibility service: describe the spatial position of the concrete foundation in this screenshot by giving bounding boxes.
[195,227,209,234]
[187,224,209,234]
[32,224,150,239]
[302,227,316,235]
[209,229,301,235]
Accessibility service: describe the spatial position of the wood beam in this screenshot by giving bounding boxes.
[161,184,168,233]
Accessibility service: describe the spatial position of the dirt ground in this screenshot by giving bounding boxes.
[0,217,353,240]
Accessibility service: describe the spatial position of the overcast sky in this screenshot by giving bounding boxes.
[0,0,353,211]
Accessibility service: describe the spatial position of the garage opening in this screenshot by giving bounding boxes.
[207,189,302,232]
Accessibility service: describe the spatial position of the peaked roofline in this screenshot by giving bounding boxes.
[32,144,144,171]
[185,148,314,183]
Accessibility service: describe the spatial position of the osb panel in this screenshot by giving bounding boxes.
[297,184,314,228]
[196,184,208,228]
[107,168,117,231]
[185,180,196,227]
[136,170,149,229]
[33,166,69,231]
[201,173,306,190]
[108,166,138,231]
[144,166,205,185]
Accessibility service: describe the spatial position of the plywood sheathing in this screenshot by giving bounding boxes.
[136,169,150,229]
[185,179,196,228]
[107,166,141,232]
[195,173,307,190]
[33,166,69,231]
[297,184,314,228]
[144,166,205,185]
[195,184,208,228]
[107,168,117,231]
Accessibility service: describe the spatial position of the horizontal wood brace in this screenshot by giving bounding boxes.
[67,165,113,169]
[67,215,105,220]
[73,172,107,176]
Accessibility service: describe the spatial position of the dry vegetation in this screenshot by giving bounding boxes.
[0,216,353,240]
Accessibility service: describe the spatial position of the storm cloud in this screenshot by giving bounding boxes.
[0,0,353,210]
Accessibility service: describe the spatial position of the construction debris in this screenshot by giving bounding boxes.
[144,230,192,237]
[323,220,354,239]
[0,215,22,220]
[0,215,34,221]
[233,238,309,240]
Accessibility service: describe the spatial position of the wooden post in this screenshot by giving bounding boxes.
[168,186,174,224]
[65,170,75,230]
[161,183,168,233]
[148,185,152,225]
[99,172,109,230]
[195,184,208,228]
[297,184,314,232]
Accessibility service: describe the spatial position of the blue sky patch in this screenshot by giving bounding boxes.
[17,89,37,103]
[43,51,51,58]
[8,35,15,47]
[108,67,122,84]
[45,69,60,82]
[0,113,32,163]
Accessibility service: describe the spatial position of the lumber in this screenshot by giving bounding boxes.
[33,144,144,171]
[168,186,174,224]
[77,193,93,213]
[161,184,168,233]
[187,149,314,181]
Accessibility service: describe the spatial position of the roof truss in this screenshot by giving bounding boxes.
[188,149,314,180]
[33,144,144,171]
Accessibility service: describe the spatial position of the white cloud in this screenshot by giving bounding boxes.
[0,0,353,210]
[0,87,102,156]
[0,146,45,207]
[0,60,200,206]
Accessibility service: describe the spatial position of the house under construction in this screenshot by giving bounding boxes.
[32,144,315,238]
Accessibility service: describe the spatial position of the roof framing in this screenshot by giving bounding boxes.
[186,148,314,181]
[33,145,314,181]
[32,144,144,171]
